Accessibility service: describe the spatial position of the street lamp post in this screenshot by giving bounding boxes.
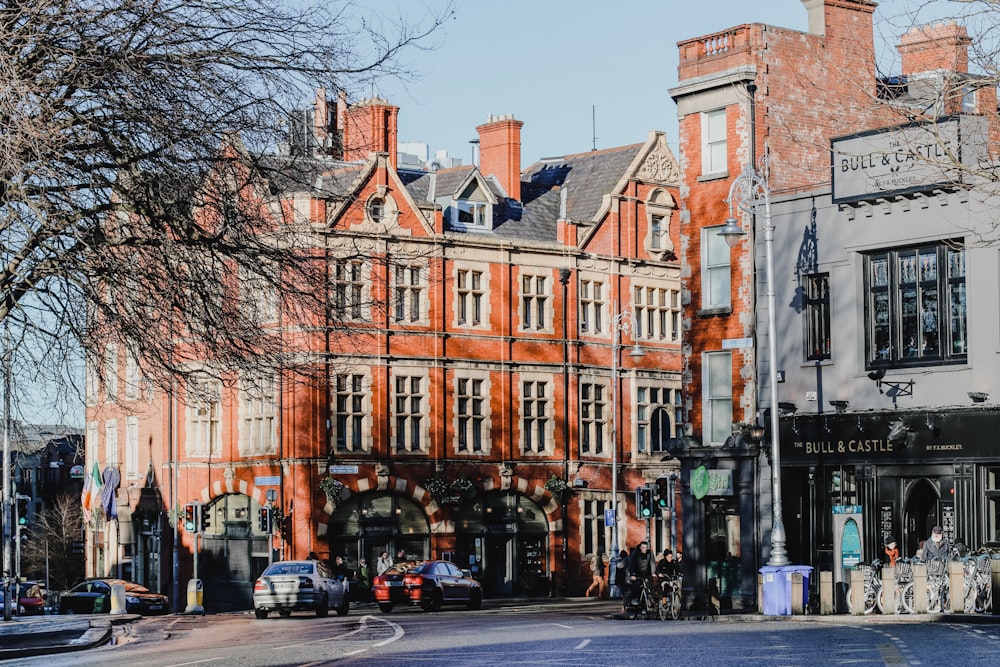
[718,159,788,567]
[609,306,644,560]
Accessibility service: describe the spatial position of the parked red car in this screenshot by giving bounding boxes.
[373,560,482,613]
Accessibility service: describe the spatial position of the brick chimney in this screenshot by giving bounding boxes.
[476,114,523,201]
[343,97,399,166]
[801,0,876,37]
[898,22,972,75]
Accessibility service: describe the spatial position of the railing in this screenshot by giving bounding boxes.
[678,26,754,69]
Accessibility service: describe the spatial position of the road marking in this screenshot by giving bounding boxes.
[552,623,573,629]
[165,659,227,667]
[272,615,402,650]
[574,639,591,650]
[368,615,405,647]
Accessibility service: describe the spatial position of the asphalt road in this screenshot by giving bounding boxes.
[8,603,1000,666]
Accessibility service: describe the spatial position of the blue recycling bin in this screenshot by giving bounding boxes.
[760,565,789,615]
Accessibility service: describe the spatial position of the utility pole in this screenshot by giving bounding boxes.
[2,322,12,621]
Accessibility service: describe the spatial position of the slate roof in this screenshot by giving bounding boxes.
[260,140,647,245]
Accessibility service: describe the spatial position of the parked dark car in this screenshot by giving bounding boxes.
[252,559,349,619]
[59,579,169,615]
[372,560,482,613]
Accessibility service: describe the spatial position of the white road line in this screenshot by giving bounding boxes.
[369,615,406,647]
[165,659,227,667]
[574,639,591,650]
[272,614,402,650]
[552,623,573,629]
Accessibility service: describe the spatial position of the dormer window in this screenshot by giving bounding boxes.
[457,200,488,228]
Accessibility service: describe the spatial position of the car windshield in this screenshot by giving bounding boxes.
[123,582,151,593]
[265,563,314,576]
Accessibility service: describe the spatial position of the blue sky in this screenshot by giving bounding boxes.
[360,0,810,163]
[358,0,975,164]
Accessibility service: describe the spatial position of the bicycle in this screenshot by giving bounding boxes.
[847,559,883,614]
[962,552,992,613]
[890,559,914,614]
[624,577,657,620]
[656,575,682,621]
[926,557,950,613]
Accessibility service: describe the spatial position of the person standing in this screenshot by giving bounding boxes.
[923,526,950,562]
[884,538,899,567]
[394,548,407,564]
[376,551,392,575]
[611,549,628,599]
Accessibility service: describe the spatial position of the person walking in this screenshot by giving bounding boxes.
[611,549,628,599]
[585,552,607,598]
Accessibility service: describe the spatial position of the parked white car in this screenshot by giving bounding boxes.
[252,559,349,619]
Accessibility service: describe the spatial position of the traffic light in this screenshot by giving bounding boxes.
[258,507,272,534]
[280,515,291,541]
[656,477,670,508]
[16,497,29,526]
[636,486,654,519]
[184,503,197,532]
[201,504,212,532]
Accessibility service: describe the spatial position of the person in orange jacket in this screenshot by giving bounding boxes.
[884,537,899,567]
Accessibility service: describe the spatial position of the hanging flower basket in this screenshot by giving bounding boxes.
[319,476,345,505]
[424,476,450,502]
[450,477,476,499]
[544,475,570,500]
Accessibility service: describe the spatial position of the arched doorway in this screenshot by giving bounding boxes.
[200,493,271,611]
[904,478,940,557]
[326,492,430,570]
[456,491,549,597]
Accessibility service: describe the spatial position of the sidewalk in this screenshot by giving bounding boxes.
[0,613,139,661]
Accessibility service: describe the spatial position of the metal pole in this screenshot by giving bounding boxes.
[719,160,787,567]
[761,196,788,566]
[611,309,619,559]
[2,322,12,621]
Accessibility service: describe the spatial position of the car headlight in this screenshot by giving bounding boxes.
[126,596,141,604]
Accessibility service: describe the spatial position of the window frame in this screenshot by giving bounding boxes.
[701,225,732,310]
[803,273,832,361]
[703,351,733,446]
[520,376,552,455]
[864,241,967,369]
[580,380,608,456]
[701,108,728,177]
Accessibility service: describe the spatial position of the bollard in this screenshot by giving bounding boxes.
[185,578,204,614]
[912,562,928,613]
[949,560,964,613]
[993,560,1000,616]
[790,572,804,615]
[882,565,896,614]
[109,582,127,615]
[757,573,763,614]
[849,567,865,614]
[819,571,834,615]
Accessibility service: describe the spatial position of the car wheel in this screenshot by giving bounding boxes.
[316,594,329,617]
[467,588,482,611]
[255,609,269,619]
[278,610,292,617]
[378,603,393,613]
[336,598,349,616]
[422,589,443,613]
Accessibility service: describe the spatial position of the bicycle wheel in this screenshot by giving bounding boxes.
[625,596,639,620]
[862,585,881,615]
[896,583,914,614]
[669,590,681,620]
[657,593,669,621]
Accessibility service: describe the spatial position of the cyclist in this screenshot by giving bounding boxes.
[654,549,680,607]
[624,541,655,611]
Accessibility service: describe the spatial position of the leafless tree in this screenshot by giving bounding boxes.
[19,492,85,591]
[0,0,453,417]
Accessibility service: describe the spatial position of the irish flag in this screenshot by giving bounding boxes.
[80,461,103,522]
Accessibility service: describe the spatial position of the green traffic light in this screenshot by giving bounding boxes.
[641,508,652,517]
[18,516,27,525]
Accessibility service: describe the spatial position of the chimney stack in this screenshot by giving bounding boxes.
[801,0,876,37]
[476,114,523,201]
[898,22,972,75]
[343,97,399,167]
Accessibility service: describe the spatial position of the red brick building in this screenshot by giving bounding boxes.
[84,95,684,609]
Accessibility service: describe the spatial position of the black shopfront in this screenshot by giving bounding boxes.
[777,407,1000,574]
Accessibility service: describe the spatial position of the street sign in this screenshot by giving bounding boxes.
[328,465,359,474]
[604,509,616,527]
[254,476,280,486]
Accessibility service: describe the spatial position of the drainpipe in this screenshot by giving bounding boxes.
[559,268,571,596]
